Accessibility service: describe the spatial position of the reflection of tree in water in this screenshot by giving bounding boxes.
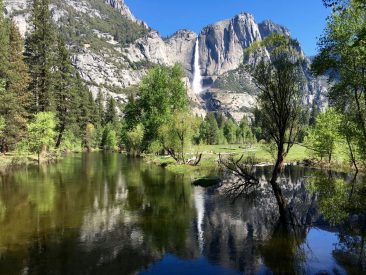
[124,163,196,257]
[309,170,366,273]
[204,166,318,274]
[0,153,196,274]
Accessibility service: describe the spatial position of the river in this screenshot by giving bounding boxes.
[0,153,365,274]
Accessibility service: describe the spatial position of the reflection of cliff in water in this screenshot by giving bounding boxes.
[0,155,365,274]
[198,166,320,274]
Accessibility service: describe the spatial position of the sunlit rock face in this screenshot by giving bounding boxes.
[199,13,262,78]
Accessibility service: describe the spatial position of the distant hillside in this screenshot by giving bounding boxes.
[4,0,328,120]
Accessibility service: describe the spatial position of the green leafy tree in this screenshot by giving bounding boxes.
[101,124,117,151]
[159,111,199,164]
[339,113,361,170]
[25,0,56,111]
[27,112,56,163]
[83,123,96,152]
[124,64,189,148]
[124,123,144,157]
[312,0,366,160]
[306,108,341,162]
[237,117,255,145]
[244,34,305,220]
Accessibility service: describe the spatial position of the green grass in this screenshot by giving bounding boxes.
[145,142,355,177]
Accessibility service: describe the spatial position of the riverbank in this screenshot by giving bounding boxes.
[0,143,358,175]
[145,143,359,176]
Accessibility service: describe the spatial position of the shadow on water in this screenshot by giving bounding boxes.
[0,153,365,274]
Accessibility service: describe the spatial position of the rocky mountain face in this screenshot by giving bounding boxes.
[4,0,328,120]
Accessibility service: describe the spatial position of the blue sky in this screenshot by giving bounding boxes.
[124,0,330,56]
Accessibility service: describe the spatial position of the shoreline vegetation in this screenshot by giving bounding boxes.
[0,142,360,176]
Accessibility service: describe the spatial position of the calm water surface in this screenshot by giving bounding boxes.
[0,153,365,274]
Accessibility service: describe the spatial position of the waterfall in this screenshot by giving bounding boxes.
[192,38,203,94]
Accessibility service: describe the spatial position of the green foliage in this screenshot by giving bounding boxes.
[59,130,82,152]
[312,0,366,161]
[147,140,163,155]
[223,119,238,144]
[101,124,118,151]
[26,112,56,162]
[199,113,220,145]
[0,22,30,152]
[0,0,9,80]
[124,64,189,149]
[309,171,366,225]
[25,0,56,111]
[159,111,199,164]
[104,96,118,126]
[124,123,145,156]
[83,123,96,151]
[305,108,341,162]
[237,117,256,145]
[0,115,5,139]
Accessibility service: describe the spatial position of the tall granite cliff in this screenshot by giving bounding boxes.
[3,0,328,120]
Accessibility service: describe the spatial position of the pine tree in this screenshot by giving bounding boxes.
[95,89,105,127]
[25,0,56,112]
[0,22,30,152]
[54,36,77,147]
[0,0,9,79]
[104,96,118,126]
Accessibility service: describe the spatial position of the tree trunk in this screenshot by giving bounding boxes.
[55,124,66,148]
[270,148,289,222]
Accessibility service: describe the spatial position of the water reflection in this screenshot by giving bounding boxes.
[0,154,365,274]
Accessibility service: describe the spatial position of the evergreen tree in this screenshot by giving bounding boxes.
[215,112,226,129]
[54,36,77,147]
[95,89,105,127]
[25,0,56,112]
[223,119,238,144]
[0,0,9,79]
[206,113,219,145]
[104,96,118,126]
[76,76,98,144]
[0,23,30,152]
